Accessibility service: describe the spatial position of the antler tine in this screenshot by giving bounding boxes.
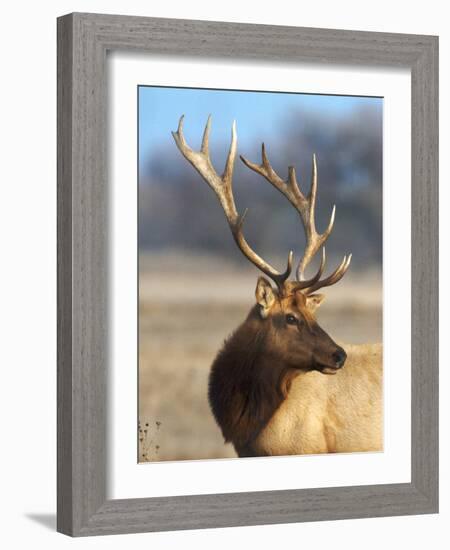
[172,115,293,289]
[240,143,301,207]
[223,120,237,185]
[200,114,211,153]
[295,154,337,280]
[296,203,335,280]
[173,115,235,220]
[305,254,352,295]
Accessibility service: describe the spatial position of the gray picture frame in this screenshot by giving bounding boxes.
[57,12,439,537]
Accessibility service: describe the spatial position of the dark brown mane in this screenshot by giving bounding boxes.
[208,306,295,456]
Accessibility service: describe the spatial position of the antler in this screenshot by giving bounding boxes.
[240,145,351,293]
[172,115,293,290]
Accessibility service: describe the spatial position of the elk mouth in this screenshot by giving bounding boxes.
[313,363,344,375]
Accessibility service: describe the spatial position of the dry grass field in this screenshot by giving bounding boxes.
[138,252,382,462]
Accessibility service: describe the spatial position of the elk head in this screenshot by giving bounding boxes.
[172,115,351,375]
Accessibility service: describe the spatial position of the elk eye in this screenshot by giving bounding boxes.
[286,314,297,325]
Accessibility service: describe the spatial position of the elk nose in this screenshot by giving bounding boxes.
[333,348,347,368]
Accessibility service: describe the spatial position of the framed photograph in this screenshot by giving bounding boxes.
[57,13,438,536]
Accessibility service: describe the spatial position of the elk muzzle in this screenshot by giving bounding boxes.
[317,346,347,375]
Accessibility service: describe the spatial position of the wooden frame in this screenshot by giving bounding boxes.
[57,12,439,536]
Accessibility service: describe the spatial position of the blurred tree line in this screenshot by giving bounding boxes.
[139,105,382,272]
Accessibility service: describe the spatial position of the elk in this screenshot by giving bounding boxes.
[172,116,382,457]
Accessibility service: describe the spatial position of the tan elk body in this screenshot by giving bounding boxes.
[172,116,383,457]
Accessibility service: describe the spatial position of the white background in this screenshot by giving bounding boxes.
[0,1,447,549]
[110,54,411,498]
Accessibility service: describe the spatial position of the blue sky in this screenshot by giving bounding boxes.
[138,86,382,173]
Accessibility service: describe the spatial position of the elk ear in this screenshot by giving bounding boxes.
[306,293,325,312]
[255,277,276,318]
